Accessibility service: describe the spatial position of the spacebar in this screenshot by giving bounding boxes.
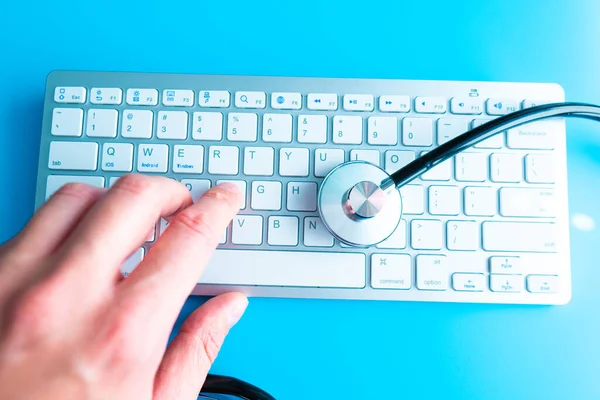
[200,249,366,288]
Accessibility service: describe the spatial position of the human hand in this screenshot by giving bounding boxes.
[0,174,248,399]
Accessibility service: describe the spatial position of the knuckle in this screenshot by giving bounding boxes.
[5,281,59,342]
[54,182,100,202]
[181,326,224,365]
[170,209,217,244]
[111,173,154,197]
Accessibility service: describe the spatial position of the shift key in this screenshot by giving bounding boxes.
[482,222,557,252]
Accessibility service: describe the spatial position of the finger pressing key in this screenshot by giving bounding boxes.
[118,182,243,322]
[49,174,193,293]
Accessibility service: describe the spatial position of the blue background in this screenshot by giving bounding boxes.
[1,1,599,398]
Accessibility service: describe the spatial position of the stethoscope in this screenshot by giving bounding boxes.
[317,102,600,247]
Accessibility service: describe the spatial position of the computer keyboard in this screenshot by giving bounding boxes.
[34,70,571,305]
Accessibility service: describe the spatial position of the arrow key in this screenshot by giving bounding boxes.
[452,273,485,292]
[527,274,559,293]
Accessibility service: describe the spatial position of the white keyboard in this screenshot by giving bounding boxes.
[34,70,571,305]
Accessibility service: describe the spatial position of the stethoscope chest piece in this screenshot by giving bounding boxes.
[318,161,402,247]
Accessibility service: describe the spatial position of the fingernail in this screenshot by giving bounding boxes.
[218,182,241,194]
[228,297,248,328]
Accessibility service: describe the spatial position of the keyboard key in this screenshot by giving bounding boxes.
[208,146,239,175]
[464,186,496,216]
[45,175,105,199]
[429,185,460,215]
[108,177,121,187]
[526,275,559,293]
[267,216,299,246]
[455,152,487,181]
[415,96,447,113]
[411,220,443,250]
[235,91,266,109]
[101,143,133,172]
[452,273,485,292]
[216,180,247,209]
[450,97,483,114]
[489,256,521,274]
[371,254,411,289]
[90,87,122,105]
[472,119,504,149]
[437,118,469,145]
[54,86,86,103]
[399,185,424,215]
[367,116,398,145]
[122,110,153,139]
[420,151,452,181]
[51,108,83,136]
[343,94,374,111]
[525,154,555,183]
[416,255,448,290]
[137,144,168,173]
[86,109,118,138]
[280,148,309,176]
[303,217,335,247]
[333,116,363,144]
[126,88,158,105]
[490,153,522,182]
[244,147,274,175]
[490,274,522,293]
[350,150,380,166]
[499,188,555,218]
[228,113,258,141]
[263,114,292,143]
[486,98,520,115]
[307,93,338,110]
[157,111,188,140]
[297,115,327,143]
[251,181,282,210]
[522,99,552,109]
[199,90,230,107]
[402,118,433,146]
[200,250,365,288]
[378,95,411,112]
[287,182,317,211]
[192,112,223,141]
[173,145,204,174]
[181,179,211,202]
[162,89,194,106]
[375,220,407,249]
[121,248,145,275]
[48,141,98,170]
[447,221,478,251]
[314,148,345,177]
[271,92,302,109]
[384,150,415,174]
[507,121,555,149]
[232,215,263,245]
[482,222,557,252]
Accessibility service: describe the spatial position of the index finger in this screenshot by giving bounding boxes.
[118,182,243,317]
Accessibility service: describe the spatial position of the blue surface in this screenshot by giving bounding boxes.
[1,1,600,398]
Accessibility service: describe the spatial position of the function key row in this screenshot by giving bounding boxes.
[53,86,551,115]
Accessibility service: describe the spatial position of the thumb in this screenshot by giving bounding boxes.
[153,292,248,400]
